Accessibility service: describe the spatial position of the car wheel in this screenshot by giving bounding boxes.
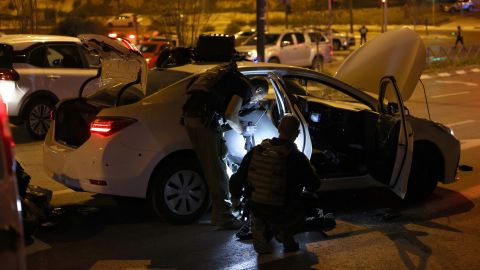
[404,151,438,203]
[468,6,473,11]
[107,23,113,28]
[267,57,280,64]
[24,98,54,140]
[310,55,324,71]
[149,155,209,224]
[333,40,341,51]
[449,7,456,13]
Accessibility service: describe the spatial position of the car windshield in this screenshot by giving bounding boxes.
[244,34,280,46]
[285,77,359,103]
[138,44,157,53]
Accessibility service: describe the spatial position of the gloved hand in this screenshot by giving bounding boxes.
[231,197,242,212]
[242,123,256,137]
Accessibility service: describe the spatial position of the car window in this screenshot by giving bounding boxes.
[294,33,305,44]
[81,47,101,68]
[285,77,359,103]
[46,44,84,68]
[309,32,326,42]
[138,44,158,53]
[28,46,47,67]
[281,33,294,46]
[244,34,280,46]
[88,84,144,106]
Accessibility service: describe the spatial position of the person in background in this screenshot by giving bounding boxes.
[455,25,464,49]
[359,25,368,45]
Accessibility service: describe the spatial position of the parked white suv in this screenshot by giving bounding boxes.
[0,35,100,139]
[236,30,332,69]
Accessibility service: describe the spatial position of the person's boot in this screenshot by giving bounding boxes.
[236,218,252,240]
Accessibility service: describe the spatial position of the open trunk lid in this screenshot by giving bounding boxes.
[78,34,148,95]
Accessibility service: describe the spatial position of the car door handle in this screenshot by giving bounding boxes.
[0,226,19,251]
[47,75,61,80]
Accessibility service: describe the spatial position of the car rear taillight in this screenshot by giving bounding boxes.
[0,68,20,81]
[0,99,14,174]
[90,117,136,137]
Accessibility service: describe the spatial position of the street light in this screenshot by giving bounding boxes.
[381,0,388,32]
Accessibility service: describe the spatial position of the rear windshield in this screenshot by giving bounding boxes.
[88,84,144,106]
[146,69,193,96]
[87,69,193,105]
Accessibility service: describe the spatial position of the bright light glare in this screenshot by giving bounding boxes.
[0,81,16,103]
[108,33,118,38]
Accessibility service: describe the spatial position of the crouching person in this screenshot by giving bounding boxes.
[230,115,320,254]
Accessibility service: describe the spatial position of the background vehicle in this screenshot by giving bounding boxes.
[0,58,25,269]
[324,28,356,50]
[138,40,173,69]
[441,0,475,12]
[236,30,332,69]
[106,13,142,28]
[44,30,459,225]
[0,35,100,139]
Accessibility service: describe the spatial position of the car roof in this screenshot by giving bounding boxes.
[0,34,80,50]
[166,61,296,74]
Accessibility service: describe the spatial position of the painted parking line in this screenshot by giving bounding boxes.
[430,91,470,99]
[436,80,478,87]
[438,72,451,77]
[420,74,432,80]
[456,70,466,75]
[460,138,480,150]
[447,120,476,128]
[471,68,480,72]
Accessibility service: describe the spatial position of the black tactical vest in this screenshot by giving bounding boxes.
[247,139,293,206]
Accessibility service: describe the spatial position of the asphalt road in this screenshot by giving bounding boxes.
[13,68,480,270]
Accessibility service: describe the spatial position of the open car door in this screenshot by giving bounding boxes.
[224,72,312,166]
[370,76,413,198]
[269,72,313,158]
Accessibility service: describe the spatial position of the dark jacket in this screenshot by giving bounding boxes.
[230,138,320,210]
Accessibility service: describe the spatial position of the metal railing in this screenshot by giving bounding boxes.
[426,45,480,68]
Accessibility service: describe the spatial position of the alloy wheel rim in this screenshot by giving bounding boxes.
[164,170,206,216]
[29,104,51,136]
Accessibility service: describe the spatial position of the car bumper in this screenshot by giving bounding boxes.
[43,123,159,198]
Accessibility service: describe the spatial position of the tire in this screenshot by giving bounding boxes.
[468,6,473,12]
[107,23,113,28]
[310,55,324,71]
[404,152,438,203]
[149,155,209,224]
[24,98,54,140]
[267,57,280,64]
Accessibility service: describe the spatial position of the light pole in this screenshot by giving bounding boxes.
[256,0,266,62]
[382,0,388,32]
[432,0,436,26]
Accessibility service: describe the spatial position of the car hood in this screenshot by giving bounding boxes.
[335,28,425,101]
[78,34,148,95]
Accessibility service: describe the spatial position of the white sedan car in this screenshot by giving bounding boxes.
[44,29,460,224]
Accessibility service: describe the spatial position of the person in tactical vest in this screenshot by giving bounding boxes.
[182,63,253,230]
[230,115,320,254]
